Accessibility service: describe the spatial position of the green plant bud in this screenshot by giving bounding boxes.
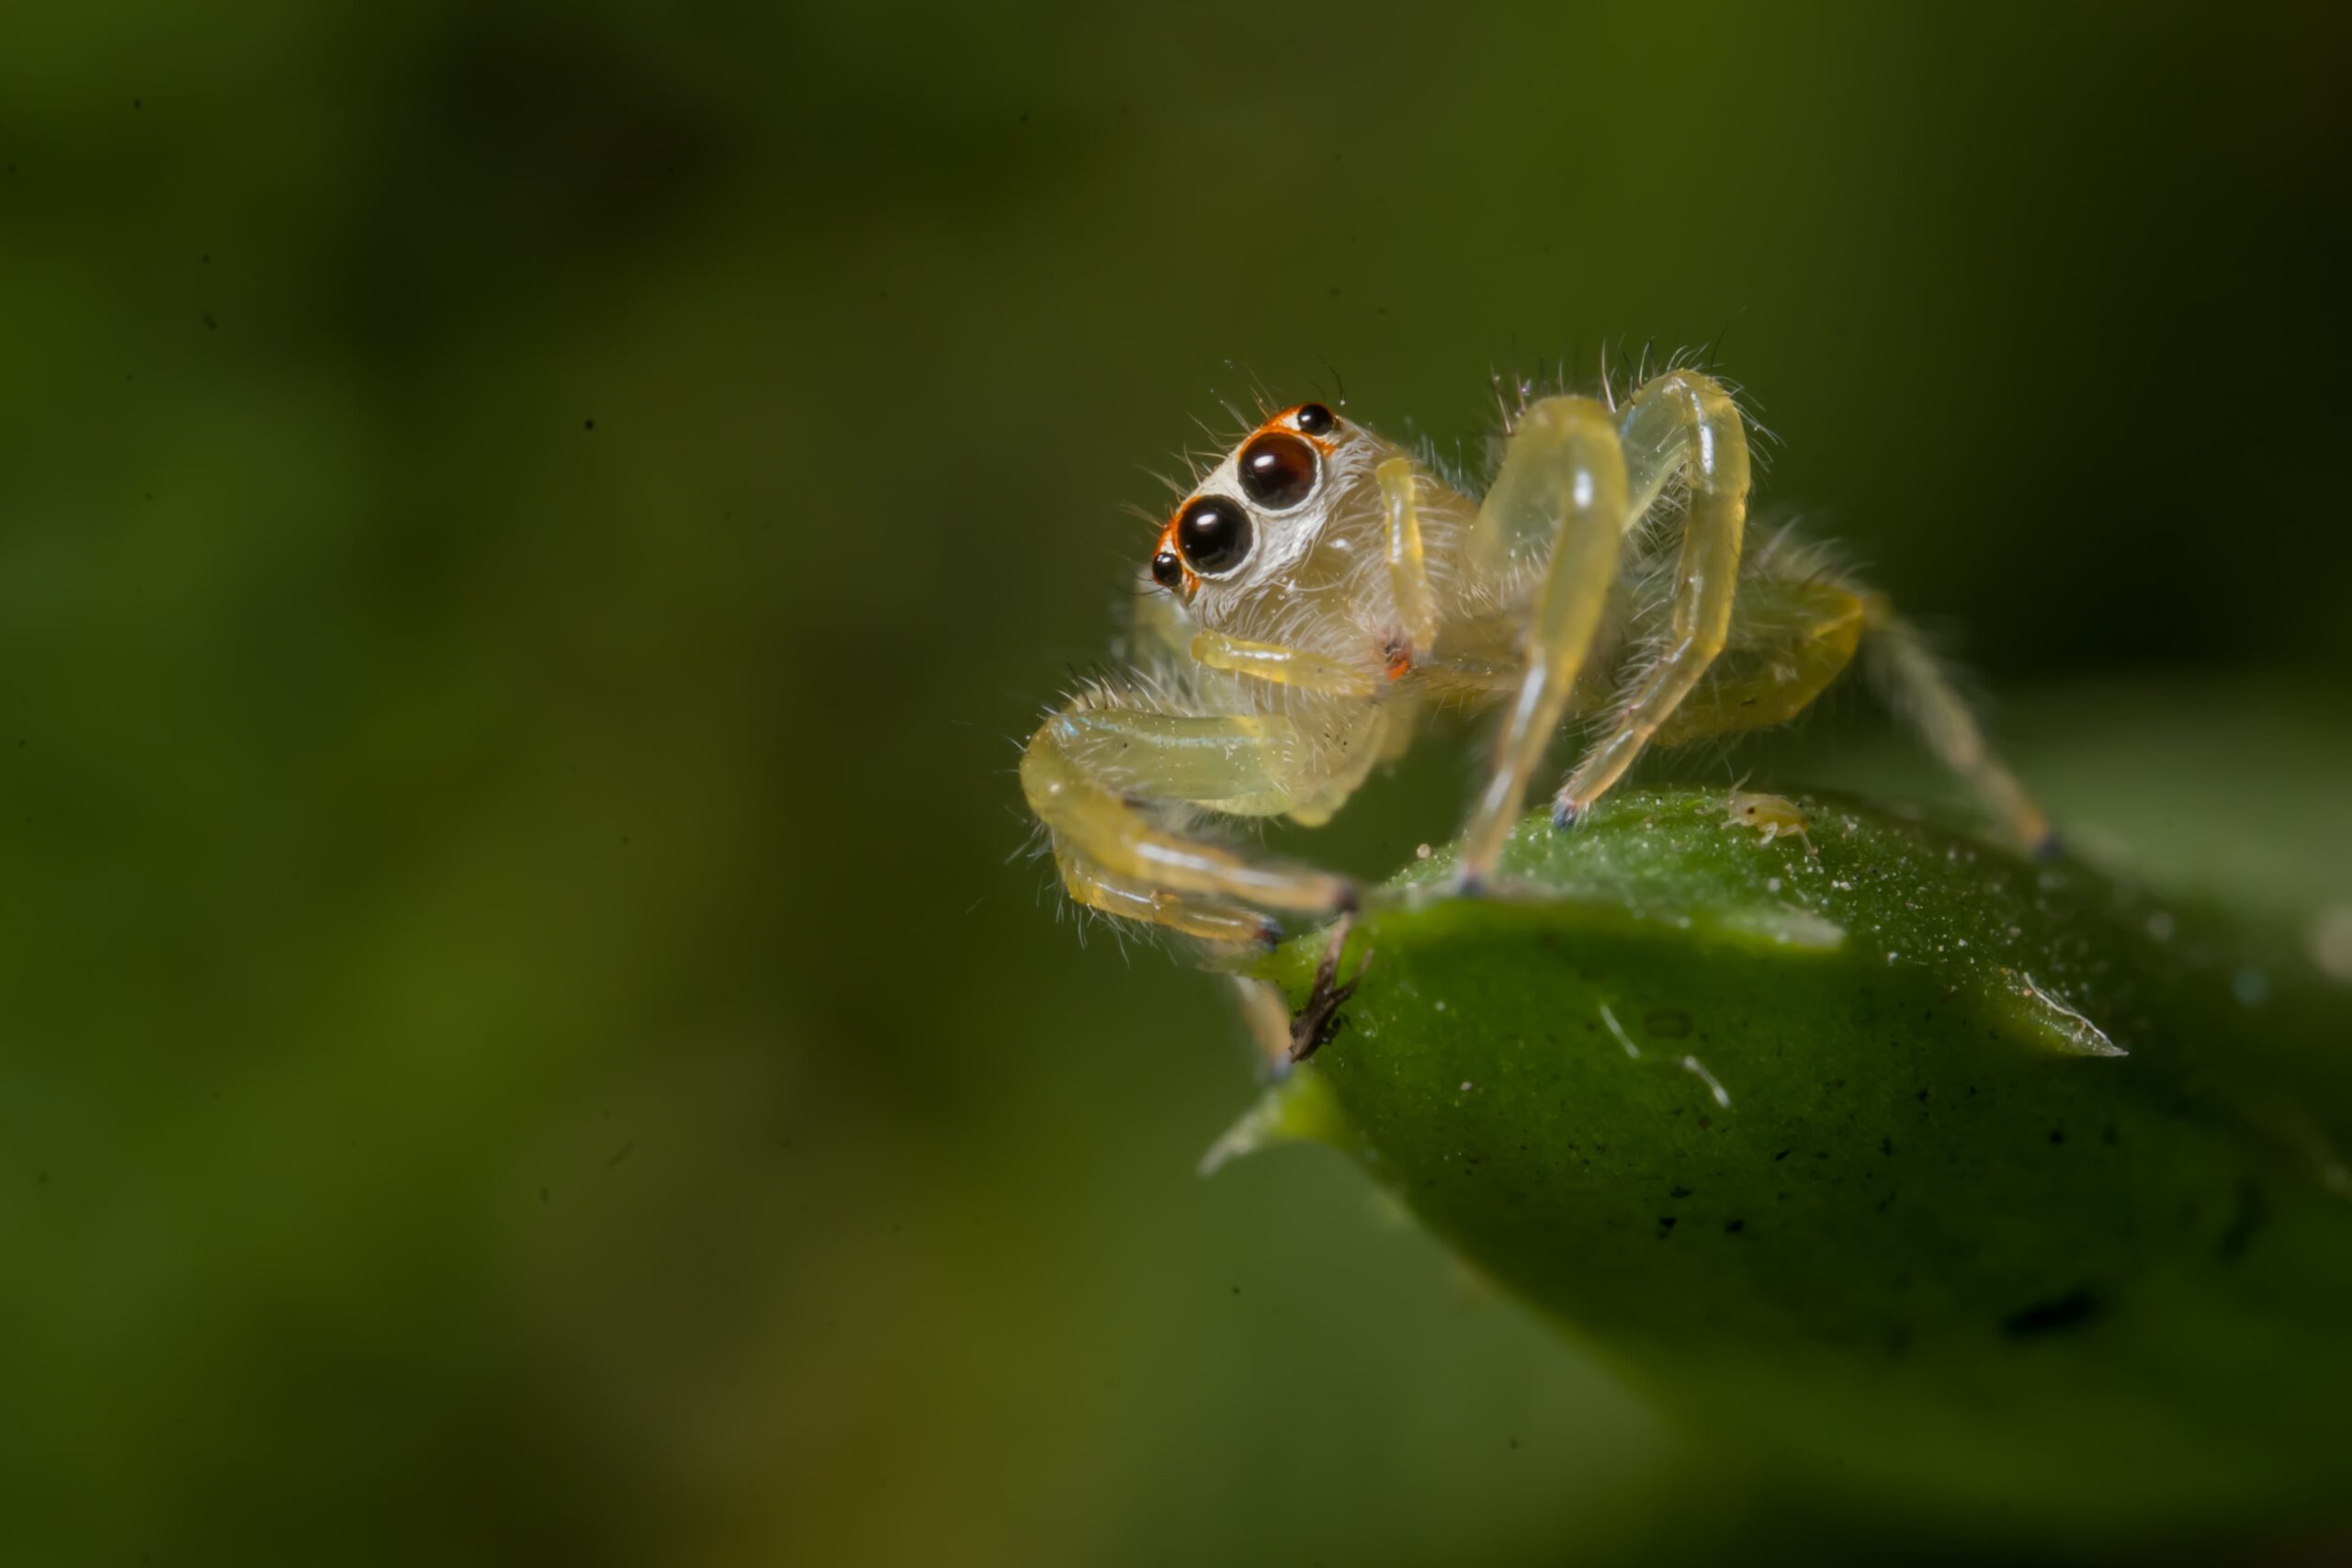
[1229,789,2352,1533]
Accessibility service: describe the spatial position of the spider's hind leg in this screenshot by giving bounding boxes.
[1634,558,2056,858]
[1858,596,2057,857]
[1649,570,1871,749]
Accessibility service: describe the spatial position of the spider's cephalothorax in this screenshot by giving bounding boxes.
[1022,373,2052,947]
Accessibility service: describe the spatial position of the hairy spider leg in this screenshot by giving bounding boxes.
[1651,573,1869,745]
[1054,857,1283,945]
[1186,631,1383,695]
[1640,565,2053,855]
[1375,457,1441,662]
[1455,395,1631,884]
[1555,371,1752,823]
[1859,596,2056,854]
[1021,703,1364,942]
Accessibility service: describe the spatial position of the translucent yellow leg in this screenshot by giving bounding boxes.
[1555,371,1752,823]
[1189,631,1381,696]
[1375,458,1440,660]
[1056,853,1281,945]
[1021,705,1359,937]
[1651,578,1868,746]
[1457,396,1631,885]
[1860,596,2056,855]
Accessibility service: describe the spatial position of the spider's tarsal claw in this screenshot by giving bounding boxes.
[2030,830,2066,863]
[1551,795,1582,831]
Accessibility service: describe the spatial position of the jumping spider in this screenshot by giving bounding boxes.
[1023,370,2051,945]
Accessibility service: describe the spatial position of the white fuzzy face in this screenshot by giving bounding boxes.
[1148,403,1381,622]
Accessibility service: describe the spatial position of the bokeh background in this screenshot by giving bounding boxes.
[5,3,2350,1562]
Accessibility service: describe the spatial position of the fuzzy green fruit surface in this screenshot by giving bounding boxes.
[1251,789,2352,1529]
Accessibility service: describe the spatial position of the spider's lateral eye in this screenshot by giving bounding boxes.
[1175,494,1253,577]
[1295,402,1336,435]
[1237,432,1317,511]
[1150,549,1184,589]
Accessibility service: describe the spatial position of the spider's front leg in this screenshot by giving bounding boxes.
[1554,370,1751,824]
[1021,698,1361,944]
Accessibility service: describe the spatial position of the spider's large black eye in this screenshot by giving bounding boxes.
[1294,402,1335,435]
[1176,494,1253,577]
[1238,432,1317,511]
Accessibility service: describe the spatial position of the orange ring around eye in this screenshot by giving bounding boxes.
[1152,516,1199,595]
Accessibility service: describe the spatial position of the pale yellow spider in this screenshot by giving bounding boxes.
[1022,370,2051,944]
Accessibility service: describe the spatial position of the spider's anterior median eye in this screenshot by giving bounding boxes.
[1238,433,1317,510]
[1175,494,1253,577]
[1294,402,1335,436]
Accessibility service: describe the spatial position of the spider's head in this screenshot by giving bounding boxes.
[1148,402,1376,612]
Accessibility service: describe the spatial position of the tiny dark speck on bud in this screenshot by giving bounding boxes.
[582,418,596,432]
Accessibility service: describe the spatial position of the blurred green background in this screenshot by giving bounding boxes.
[5,3,2349,1562]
